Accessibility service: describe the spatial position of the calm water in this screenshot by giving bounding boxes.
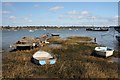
[1,28,120,51]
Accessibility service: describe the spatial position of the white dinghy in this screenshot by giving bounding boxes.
[95,47,114,57]
[32,50,57,65]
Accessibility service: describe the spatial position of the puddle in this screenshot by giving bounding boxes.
[108,57,120,64]
[48,44,62,48]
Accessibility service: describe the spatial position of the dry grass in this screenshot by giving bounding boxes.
[67,36,92,41]
[2,36,119,79]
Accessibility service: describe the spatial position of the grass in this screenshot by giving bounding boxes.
[2,36,119,79]
[67,36,92,41]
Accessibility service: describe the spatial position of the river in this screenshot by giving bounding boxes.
[1,28,120,52]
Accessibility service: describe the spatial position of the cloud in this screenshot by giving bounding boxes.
[113,16,120,20]
[49,6,64,11]
[59,10,118,26]
[59,15,83,19]
[0,11,11,14]
[60,10,93,19]
[9,16,16,19]
[23,17,32,23]
[28,20,32,22]
[81,11,89,15]
[66,10,90,15]
[67,10,78,15]
[107,16,119,22]
[3,2,12,7]
[91,16,97,19]
[24,17,29,20]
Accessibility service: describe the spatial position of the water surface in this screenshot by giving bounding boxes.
[1,28,120,51]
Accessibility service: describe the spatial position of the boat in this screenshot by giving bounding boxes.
[69,28,72,30]
[114,26,120,43]
[32,50,57,65]
[29,30,34,32]
[14,30,17,31]
[95,47,114,57]
[13,37,39,50]
[86,28,93,31]
[116,35,120,42]
[34,29,37,31]
[86,27,109,31]
[43,28,46,31]
[44,40,50,44]
[51,33,60,37]
[7,29,11,31]
[114,26,120,33]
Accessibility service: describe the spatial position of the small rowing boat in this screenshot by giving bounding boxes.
[32,50,57,65]
[95,47,114,57]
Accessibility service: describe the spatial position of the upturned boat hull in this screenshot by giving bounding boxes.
[32,50,57,65]
[33,58,56,65]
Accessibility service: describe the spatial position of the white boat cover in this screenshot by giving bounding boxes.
[95,47,107,52]
[33,50,53,60]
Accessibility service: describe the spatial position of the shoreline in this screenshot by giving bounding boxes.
[1,26,113,31]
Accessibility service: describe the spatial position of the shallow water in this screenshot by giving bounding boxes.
[48,44,62,48]
[1,28,120,51]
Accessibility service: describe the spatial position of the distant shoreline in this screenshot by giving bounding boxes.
[0,26,115,30]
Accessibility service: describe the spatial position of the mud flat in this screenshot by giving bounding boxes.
[2,36,119,79]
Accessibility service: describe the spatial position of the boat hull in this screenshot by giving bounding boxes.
[51,33,60,36]
[32,50,57,65]
[116,36,120,43]
[95,50,114,57]
[86,28,109,31]
[33,58,56,65]
[95,47,114,57]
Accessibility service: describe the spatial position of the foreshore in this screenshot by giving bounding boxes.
[2,36,119,79]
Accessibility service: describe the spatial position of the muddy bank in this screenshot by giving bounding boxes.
[2,36,119,79]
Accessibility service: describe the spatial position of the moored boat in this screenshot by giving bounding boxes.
[86,27,109,31]
[95,47,114,57]
[69,28,72,30]
[114,26,120,33]
[12,37,39,50]
[86,28,93,31]
[114,26,120,43]
[43,28,46,31]
[14,30,17,31]
[32,50,57,65]
[51,33,60,36]
[29,30,34,32]
[116,35,120,43]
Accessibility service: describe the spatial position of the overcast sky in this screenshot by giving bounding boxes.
[1,2,119,26]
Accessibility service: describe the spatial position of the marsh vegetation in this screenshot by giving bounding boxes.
[2,36,119,79]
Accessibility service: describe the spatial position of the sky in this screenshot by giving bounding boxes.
[1,2,119,26]
[1,0,120,2]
